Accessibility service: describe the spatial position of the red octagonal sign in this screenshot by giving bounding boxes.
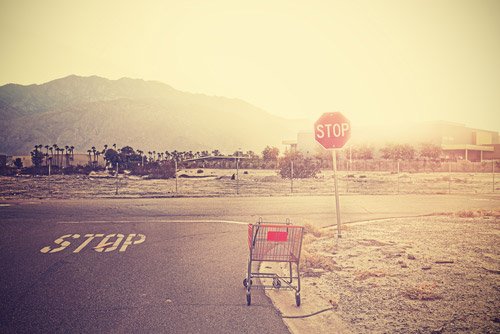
[314,112,351,149]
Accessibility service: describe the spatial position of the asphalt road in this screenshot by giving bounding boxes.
[0,213,286,333]
[1,194,499,333]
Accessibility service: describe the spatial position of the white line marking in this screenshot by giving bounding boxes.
[58,220,249,225]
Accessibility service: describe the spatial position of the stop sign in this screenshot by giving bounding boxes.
[314,112,351,149]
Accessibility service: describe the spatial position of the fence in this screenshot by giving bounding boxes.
[342,159,499,173]
[0,166,498,199]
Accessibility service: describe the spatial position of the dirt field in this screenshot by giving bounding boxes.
[0,168,498,199]
[270,212,500,334]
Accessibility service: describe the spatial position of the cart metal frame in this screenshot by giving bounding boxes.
[243,218,304,306]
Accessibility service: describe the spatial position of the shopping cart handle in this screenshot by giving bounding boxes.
[252,225,260,247]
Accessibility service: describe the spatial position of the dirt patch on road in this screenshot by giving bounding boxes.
[269,210,500,333]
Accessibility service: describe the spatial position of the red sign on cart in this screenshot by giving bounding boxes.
[267,231,288,242]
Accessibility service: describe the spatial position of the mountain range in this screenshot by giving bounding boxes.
[0,75,308,155]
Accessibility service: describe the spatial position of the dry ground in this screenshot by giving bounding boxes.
[1,169,498,199]
[270,211,500,334]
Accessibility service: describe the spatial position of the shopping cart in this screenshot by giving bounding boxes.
[243,218,304,306]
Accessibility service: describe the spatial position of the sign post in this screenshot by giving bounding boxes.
[314,112,351,237]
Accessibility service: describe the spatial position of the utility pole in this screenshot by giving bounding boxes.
[175,158,178,194]
[236,155,239,195]
[333,150,341,238]
[115,162,119,195]
[48,159,51,196]
[493,160,496,193]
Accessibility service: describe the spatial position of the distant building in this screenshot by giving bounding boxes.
[282,131,322,158]
[434,122,498,161]
[284,121,500,162]
[282,131,320,157]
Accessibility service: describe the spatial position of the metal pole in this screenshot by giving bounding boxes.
[291,160,294,193]
[175,159,178,194]
[332,150,342,238]
[48,163,51,195]
[397,160,400,194]
[493,160,495,193]
[236,157,239,195]
[448,161,451,194]
[115,162,119,195]
[346,159,349,193]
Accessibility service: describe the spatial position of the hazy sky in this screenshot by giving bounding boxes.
[1,0,499,131]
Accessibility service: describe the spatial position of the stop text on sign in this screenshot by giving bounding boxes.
[314,112,351,149]
[315,122,350,139]
[40,233,146,254]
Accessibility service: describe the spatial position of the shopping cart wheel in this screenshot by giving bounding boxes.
[246,292,251,306]
[243,278,252,287]
[295,293,301,307]
[272,278,281,289]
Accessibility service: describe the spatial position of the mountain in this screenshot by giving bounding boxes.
[0,75,308,155]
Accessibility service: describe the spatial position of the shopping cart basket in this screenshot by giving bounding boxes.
[243,218,304,306]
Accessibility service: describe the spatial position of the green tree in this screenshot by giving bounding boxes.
[14,158,23,169]
[380,143,415,161]
[419,142,441,161]
[104,149,121,168]
[262,146,280,168]
[30,149,44,167]
[121,146,142,166]
[352,144,374,160]
[314,147,330,168]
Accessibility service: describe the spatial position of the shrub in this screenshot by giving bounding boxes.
[279,151,319,179]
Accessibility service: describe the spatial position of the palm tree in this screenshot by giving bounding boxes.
[56,148,60,167]
[87,149,92,165]
[91,146,96,167]
[49,147,54,166]
[63,146,69,167]
[70,146,75,163]
[52,144,59,167]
